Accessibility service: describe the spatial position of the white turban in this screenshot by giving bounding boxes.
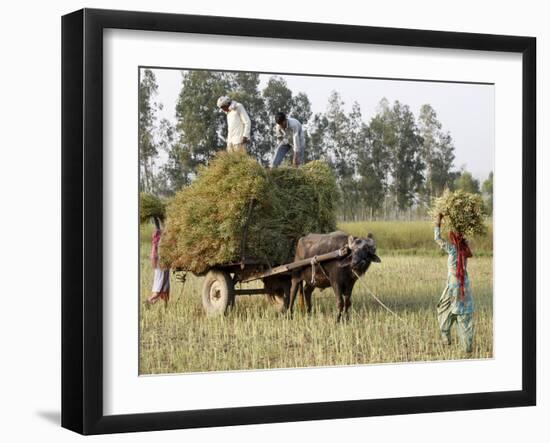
[216,96,231,108]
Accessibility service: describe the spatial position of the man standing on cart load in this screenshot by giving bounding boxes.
[217,96,251,152]
[272,112,305,167]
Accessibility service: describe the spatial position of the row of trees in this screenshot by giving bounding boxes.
[139,69,493,219]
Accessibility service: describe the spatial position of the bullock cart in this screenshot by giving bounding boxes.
[174,246,351,316]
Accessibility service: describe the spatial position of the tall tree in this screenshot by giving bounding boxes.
[307,112,329,162]
[321,92,364,219]
[139,69,161,192]
[482,171,493,215]
[175,70,228,166]
[157,118,194,195]
[161,140,194,193]
[357,107,392,217]
[387,101,425,213]
[324,91,354,175]
[262,76,293,116]
[418,104,456,203]
[454,170,481,194]
[290,92,312,125]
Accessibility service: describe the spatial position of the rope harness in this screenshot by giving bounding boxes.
[309,256,330,285]
[309,246,349,286]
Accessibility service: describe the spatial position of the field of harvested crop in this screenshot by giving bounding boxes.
[139,221,493,374]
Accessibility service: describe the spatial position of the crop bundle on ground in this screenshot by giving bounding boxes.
[431,189,487,236]
[160,151,339,274]
[140,192,166,223]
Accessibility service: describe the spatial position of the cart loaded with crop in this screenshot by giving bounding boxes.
[143,151,343,315]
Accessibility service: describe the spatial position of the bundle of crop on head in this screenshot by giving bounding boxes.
[431,189,487,236]
[139,192,166,223]
[160,151,339,275]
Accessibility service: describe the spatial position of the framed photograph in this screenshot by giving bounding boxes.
[61,8,536,435]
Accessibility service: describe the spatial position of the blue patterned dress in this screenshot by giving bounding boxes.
[434,227,474,352]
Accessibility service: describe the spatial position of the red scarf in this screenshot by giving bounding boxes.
[449,231,472,301]
[151,228,161,268]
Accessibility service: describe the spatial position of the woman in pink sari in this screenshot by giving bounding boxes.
[148,217,170,305]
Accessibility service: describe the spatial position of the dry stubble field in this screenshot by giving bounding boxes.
[139,221,493,374]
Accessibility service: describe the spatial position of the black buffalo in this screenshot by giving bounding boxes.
[288,231,381,322]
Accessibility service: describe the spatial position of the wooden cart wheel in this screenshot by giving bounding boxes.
[202,270,234,316]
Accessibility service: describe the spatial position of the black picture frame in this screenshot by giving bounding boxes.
[61,8,536,435]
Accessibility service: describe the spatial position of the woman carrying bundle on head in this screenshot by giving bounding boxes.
[434,212,474,353]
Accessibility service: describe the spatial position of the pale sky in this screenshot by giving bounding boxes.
[148,68,494,181]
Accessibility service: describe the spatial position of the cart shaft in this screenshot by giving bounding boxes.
[240,247,349,283]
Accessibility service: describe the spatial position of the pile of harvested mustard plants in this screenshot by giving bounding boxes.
[160,151,339,274]
[431,189,487,236]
